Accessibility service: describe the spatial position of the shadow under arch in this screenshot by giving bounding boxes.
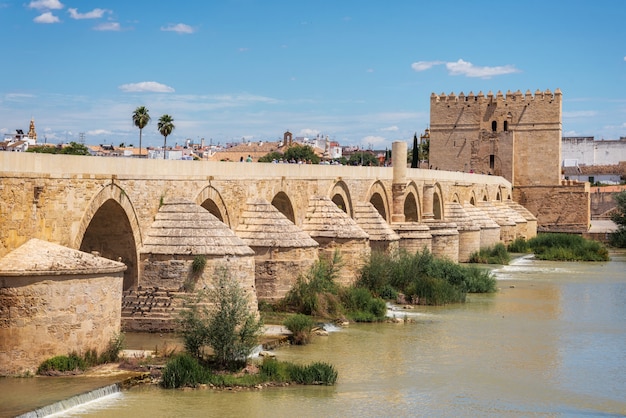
[196,185,231,227]
[366,180,390,221]
[328,180,353,217]
[468,191,478,206]
[404,182,421,222]
[451,193,461,203]
[433,183,444,220]
[271,191,295,224]
[74,183,142,291]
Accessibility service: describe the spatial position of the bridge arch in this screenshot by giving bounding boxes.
[271,191,296,223]
[468,190,478,206]
[196,185,231,227]
[74,183,142,291]
[328,180,353,217]
[404,182,421,222]
[365,180,391,221]
[451,192,461,203]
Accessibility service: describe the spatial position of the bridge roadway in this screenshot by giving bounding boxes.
[0,150,512,289]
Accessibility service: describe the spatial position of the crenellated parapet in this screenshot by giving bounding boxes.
[430,88,562,106]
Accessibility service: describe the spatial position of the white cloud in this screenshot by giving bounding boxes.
[411,61,444,72]
[380,126,398,132]
[624,56,626,61]
[4,93,35,101]
[361,135,387,148]
[68,8,107,19]
[160,23,195,34]
[28,0,63,10]
[34,12,60,23]
[86,129,111,136]
[446,59,519,78]
[411,59,519,79]
[298,128,320,138]
[118,82,175,93]
[94,22,120,31]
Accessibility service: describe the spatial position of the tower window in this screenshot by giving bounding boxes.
[503,121,508,131]
[490,154,495,169]
[491,121,497,132]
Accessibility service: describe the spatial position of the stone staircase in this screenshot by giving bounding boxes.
[121,287,187,332]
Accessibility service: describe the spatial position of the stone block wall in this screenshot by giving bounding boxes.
[513,182,591,233]
[0,273,123,376]
[253,247,318,302]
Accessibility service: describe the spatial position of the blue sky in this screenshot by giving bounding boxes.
[1,0,625,149]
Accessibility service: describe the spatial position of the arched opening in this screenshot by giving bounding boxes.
[271,191,295,223]
[491,121,497,132]
[469,196,475,205]
[332,194,347,213]
[201,199,224,222]
[369,192,387,220]
[328,180,353,217]
[403,193,419,222]
[496,191,501,201]
[483,195,488,201]
[80,199,137,290]
[433,193,442,220]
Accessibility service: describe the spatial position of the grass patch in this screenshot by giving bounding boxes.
[37,334,125,375]
[160,355,338,389]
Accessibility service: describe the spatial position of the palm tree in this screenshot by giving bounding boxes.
[132,106,151,158]
[157,114,175,160]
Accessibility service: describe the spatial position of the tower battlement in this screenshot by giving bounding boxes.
[430,89,562,106]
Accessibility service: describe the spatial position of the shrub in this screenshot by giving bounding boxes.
[282,252,342,317]
[286,362,338,385]
[37,353,86,375]
[161,353,210,389]
[528,233,609,261]
[179,267,263,368]
[259,358,289,382]
[340,287,387,322]
[462,265,498,293]
[99,333,125,364]
[284,314,314,345]
[468,243,510,265]
[507,237,531,253]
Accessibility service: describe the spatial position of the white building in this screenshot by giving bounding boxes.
[562,137,626,166]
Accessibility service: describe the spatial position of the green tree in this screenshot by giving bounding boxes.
[609,191,626,247]
[132,106,151,158]
[258,151,284,162]
[348,151,379,166]
[283,144,320,164]
[157,114,175,160]
[179,267,263,368]
[61,142,91,155]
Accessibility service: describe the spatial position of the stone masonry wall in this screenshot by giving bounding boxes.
[513,182,590,233]
[0,273,123,376]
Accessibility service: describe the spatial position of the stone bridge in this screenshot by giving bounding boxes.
[0,142,533,295]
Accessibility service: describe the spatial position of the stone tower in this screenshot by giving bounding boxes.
[429,89,562,187]
[27,117,37,143]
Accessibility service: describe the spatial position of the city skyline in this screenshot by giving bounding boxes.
[1,0,625,149]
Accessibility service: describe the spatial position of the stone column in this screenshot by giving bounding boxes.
[422,184,435,220]
[391,141,407,223]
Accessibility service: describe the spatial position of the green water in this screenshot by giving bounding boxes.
[2,252,625,417]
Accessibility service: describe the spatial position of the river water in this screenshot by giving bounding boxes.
[2,251,625,417]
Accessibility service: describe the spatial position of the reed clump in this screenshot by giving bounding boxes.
[468,243,511,265]
[358,249,497,305]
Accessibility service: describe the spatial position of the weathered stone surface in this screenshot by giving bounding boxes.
[393,223,432,254]
[463,203,502,249]
[139,199,258,320]
[354,201,400,254]
[0,240,125,376]
[235,198,319,302]
[445,202,481,262]
[302,196,370,286]
[424,221,460,263]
